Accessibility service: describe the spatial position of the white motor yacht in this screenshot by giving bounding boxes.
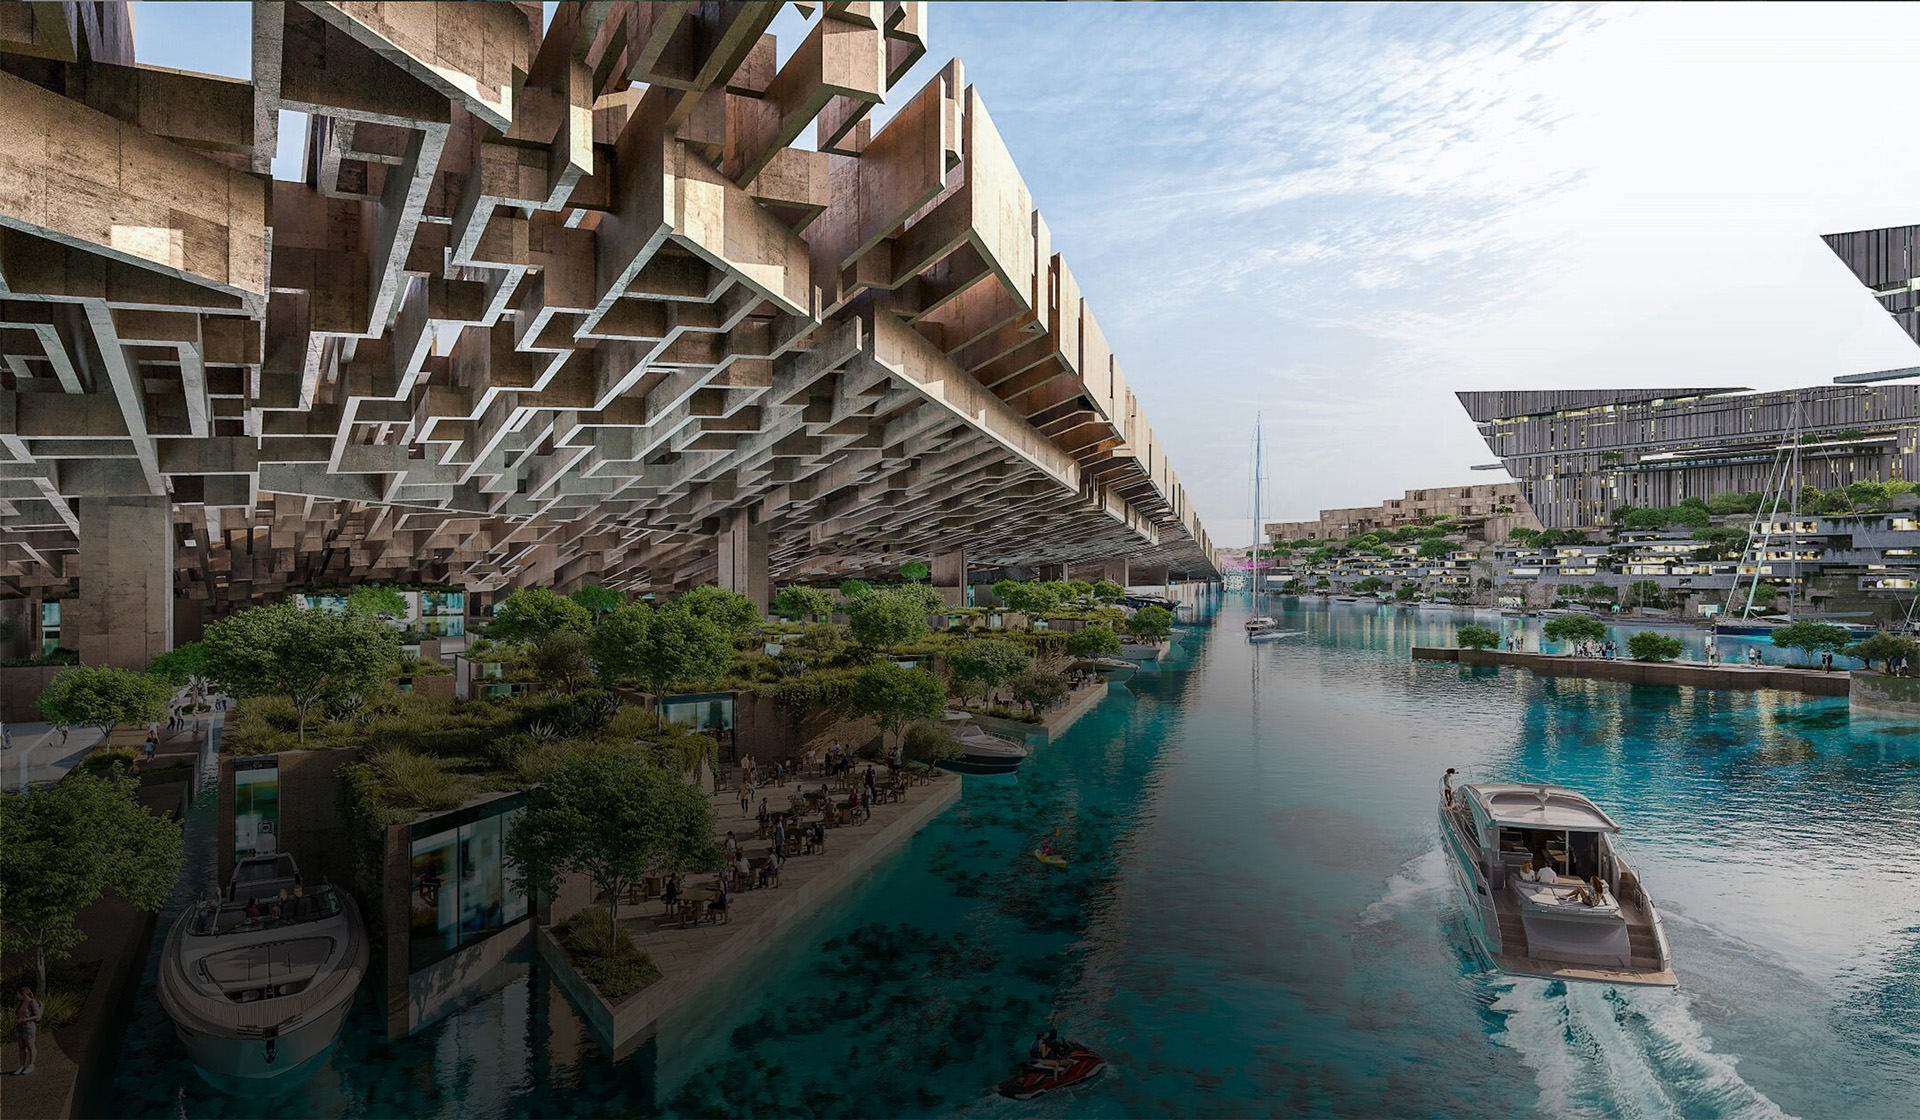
[1439,773,1675,987]
[1244,615,1278,632]
[158,853,369,1092]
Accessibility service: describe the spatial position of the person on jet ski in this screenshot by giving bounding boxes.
[1029,1030,1067,1074]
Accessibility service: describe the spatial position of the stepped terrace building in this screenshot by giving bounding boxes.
[1456,386,1920,531]
[1264,483,1538,543]
[0,1,1216,671]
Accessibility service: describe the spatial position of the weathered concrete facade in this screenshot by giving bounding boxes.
[0,2,1217,635]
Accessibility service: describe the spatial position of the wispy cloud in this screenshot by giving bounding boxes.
[901,2,1920,534]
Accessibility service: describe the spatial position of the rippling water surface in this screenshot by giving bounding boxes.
[107,596,1920,1118]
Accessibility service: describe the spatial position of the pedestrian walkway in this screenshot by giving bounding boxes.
[0,722,102,791]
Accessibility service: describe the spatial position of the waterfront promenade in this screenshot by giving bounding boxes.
[1412,646,1852,696]
[541,764,963,1053]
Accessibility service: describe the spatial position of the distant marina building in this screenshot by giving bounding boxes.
[1265,483,1540,543]
[1456,385,1920,530]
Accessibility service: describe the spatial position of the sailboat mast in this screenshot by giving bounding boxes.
[1251,414,1263,610]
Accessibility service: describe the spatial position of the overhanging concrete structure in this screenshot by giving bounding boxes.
[0,2,1218,663]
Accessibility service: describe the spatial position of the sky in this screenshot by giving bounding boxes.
[128,2,1920,549]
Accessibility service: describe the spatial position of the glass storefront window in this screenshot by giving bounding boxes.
[408,794,528,971]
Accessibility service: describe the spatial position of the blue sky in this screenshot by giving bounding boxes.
[129,2,1920,547]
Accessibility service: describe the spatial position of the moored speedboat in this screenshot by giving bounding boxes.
[1439,772,1675,987]
[1070,657,1137,684]
[939,725,1030,775]
[158,853,368,1093]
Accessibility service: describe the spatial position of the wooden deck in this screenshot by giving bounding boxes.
[1488,887,1676,987]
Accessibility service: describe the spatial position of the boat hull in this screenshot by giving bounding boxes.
[939,754,1025,775]
[171,991,354,1094]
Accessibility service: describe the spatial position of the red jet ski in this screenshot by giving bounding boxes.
[996,1043,1105,1100]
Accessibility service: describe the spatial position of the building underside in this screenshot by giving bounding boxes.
[0,1,1218,665]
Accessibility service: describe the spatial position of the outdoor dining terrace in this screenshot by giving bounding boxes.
[537,749,963,1051]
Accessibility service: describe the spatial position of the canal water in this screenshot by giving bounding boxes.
[104,596,1920,1118]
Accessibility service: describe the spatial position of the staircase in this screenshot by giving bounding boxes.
[1627,923,1662,971]
[1496,910,1528,956]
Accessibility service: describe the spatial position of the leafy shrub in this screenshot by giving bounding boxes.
[580,955,659,1002]
[78,747,138,775]
[903,721,962,765]
[1626,632,1683,662]
[1456,625,1501,650]
[482,733,540,772]
[368,747,473,810]
[560,906,636,960]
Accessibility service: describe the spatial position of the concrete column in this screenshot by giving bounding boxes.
[1097,558,1130,588]
[0,595,31,661]
[75,495,173,670]
[716,508,770,610]
[932,548,967,607]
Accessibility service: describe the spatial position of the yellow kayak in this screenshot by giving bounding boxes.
[1034,849,1068,869]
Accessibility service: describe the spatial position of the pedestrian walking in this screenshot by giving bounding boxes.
[11,985,42,1076]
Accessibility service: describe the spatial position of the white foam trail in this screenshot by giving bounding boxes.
[1358,846,1450,928]
[1490,980,1795,1120]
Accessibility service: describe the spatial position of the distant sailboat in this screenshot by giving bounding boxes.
[1247,415,1279,637]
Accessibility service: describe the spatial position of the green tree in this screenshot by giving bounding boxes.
[1062,579,1094,604]
[1626,631,1683,661]
[1065,625,1123,659]
[1543,615,1608,647]
[838,579,871,602]
[570,584,625,618]
[902,721,963,766]
[592,603,734,697]
[1846,631,1918,674]
[1417,538,1452,559]
[504,745,716,929]
[1354,577,1386,594]
[202,603,400,744]
[849,662,947,749]
[146,641,209,688]
[345,585,410,620]
[1745,582,1780,611]
[674,586,761,633]
[773,585,835,623]
[1456,624,1501,651]
[1771,621,1852,666]
[1007,668,1070,713]
[488,587,591,643]
[947,638,1031,699]
[990,579,1061,616]
[0,767,182,992]
[898,560,931,583]
[1508,527,1540,544]
[1127,605,1173,642]
[588,601,654,683]
[1534,529,1569,547]
[530,630,595,693]
[1091,579,1125,603]
[34,665,171,738]
[845,586,931,650]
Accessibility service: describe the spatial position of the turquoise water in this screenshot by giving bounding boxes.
[104,595,1920,1117]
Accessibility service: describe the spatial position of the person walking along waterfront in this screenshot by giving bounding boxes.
[12,985,42,1075]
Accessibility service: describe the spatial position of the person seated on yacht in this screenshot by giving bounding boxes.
[1519,859,1536,882]
[244,897,261,921]
[1581,875,1609,907]
[1535,862,1558,886]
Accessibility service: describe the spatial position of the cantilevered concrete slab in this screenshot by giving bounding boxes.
[0,2,1217,628]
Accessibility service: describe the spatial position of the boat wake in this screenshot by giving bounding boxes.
[1489,979,1794,1120]
[1357,846,1451,929]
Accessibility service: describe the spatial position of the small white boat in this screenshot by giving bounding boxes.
[1244,615,1278,631]
[1439,773,1675,987]
[939,725,1030,775]
[158,853,369,1092]
[1247,628,1303,643]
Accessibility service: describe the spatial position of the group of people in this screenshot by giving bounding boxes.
[241,885,318,926]
[1519,859,1612,909]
